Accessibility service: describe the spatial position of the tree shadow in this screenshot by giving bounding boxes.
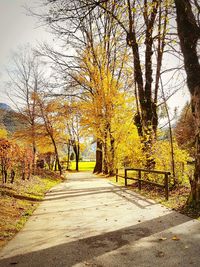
[0,212,198,267]
[44,186,155,209]
[1,190,42,202]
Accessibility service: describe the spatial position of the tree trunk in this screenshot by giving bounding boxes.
[32,141,36,175]
[10,169,15,184]
[51,137,62,175]
[31,119,36,175]
[109,130,115,176]
[27,163,31,180]
[22,171,25,180]
[3,168,7,183]
[93,139,103,173]
[103,131,109,175]
[73,143,79,172]
[130,46,158,169]
[127,1,159,169]
[187,89,200,207]
[1,164,5,183]
[175,0,200,207]
[67,140,71,170]
[46,154,51,170]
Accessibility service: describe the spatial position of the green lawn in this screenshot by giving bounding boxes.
[70,161,96,171]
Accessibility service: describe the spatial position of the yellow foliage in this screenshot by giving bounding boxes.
[0,128,8,139]
[152,140,189,185]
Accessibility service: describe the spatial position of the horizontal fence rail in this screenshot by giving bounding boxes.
[115,168,171,200]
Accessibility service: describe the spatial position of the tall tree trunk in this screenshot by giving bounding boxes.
[109,135,115,176]
[3,168,7,183]
[51,137,62,175]
[31,121,36,175]
[73,143,79,172]
[175,0,200,207]
[188,90,200,206]
[10,169,15,184]
[103,131,109,175]
[1,163,5,184]
[67,140,71,170]
[32,141,36,175]
[109,127,115,176]
[127,0,160,169]
[93,139,103,173]
[27,163,31,180]
[32,140,36,175]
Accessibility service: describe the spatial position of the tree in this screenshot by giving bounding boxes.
[39,0,178,169]
[7,46,43,174]
[0,139,12,183]
[174,102,195,157]
[174,0,200,207]
[75,42,134,175]
[38,0,132,174]
[0,138,33,183]
[36,95,64,175]
[67,108,81,172]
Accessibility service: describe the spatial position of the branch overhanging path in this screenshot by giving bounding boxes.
[0,172,200,267]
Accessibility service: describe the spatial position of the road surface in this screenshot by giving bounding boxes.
[0,172,200,266]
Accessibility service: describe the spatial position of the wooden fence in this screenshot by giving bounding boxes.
[116,167,171,200]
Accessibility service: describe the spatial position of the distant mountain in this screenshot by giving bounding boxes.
[0,103,27,133]
[0,103,12,111]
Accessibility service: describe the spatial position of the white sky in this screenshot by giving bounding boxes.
[0,0,190,114]
[0,0,52,106]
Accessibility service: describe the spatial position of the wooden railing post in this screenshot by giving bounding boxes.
[122,167,170,200]
[125,169,127,186]
[138,170,142,190]
[116,168,118,182]
[165,173,169,200]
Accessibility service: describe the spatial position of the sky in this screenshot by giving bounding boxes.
[0,0,190,114]
[0,0,52,106]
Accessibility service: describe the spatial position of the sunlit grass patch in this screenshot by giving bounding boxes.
[70,161,96,171]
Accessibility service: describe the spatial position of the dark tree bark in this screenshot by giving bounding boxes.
[108,124,115,176]
[2,167,7,184]
[103,130,109,175]
[128,1,170,169]
[93,139,103,173]
[72,142,80,171]
[10,169,15,184]
[27,163,31,180]
[175,0,200,207]
[66,140,71,170]
[51,137,62,175]
[32,129,36,175]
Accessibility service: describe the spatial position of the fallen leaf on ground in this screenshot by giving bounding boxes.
[172,236,180,241]
[156,251,165,257]
[159,237,167,241]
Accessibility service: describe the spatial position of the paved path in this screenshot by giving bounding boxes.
[0,172,200,267]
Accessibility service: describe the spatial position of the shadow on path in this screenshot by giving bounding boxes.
[0,172,200,267]
[0,211,194,267]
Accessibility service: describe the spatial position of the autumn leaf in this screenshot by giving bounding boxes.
[159,237,167,241]
[172,236,180,241]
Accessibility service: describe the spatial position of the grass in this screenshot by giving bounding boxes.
[0,170,63,248]
[70,161,96,171]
